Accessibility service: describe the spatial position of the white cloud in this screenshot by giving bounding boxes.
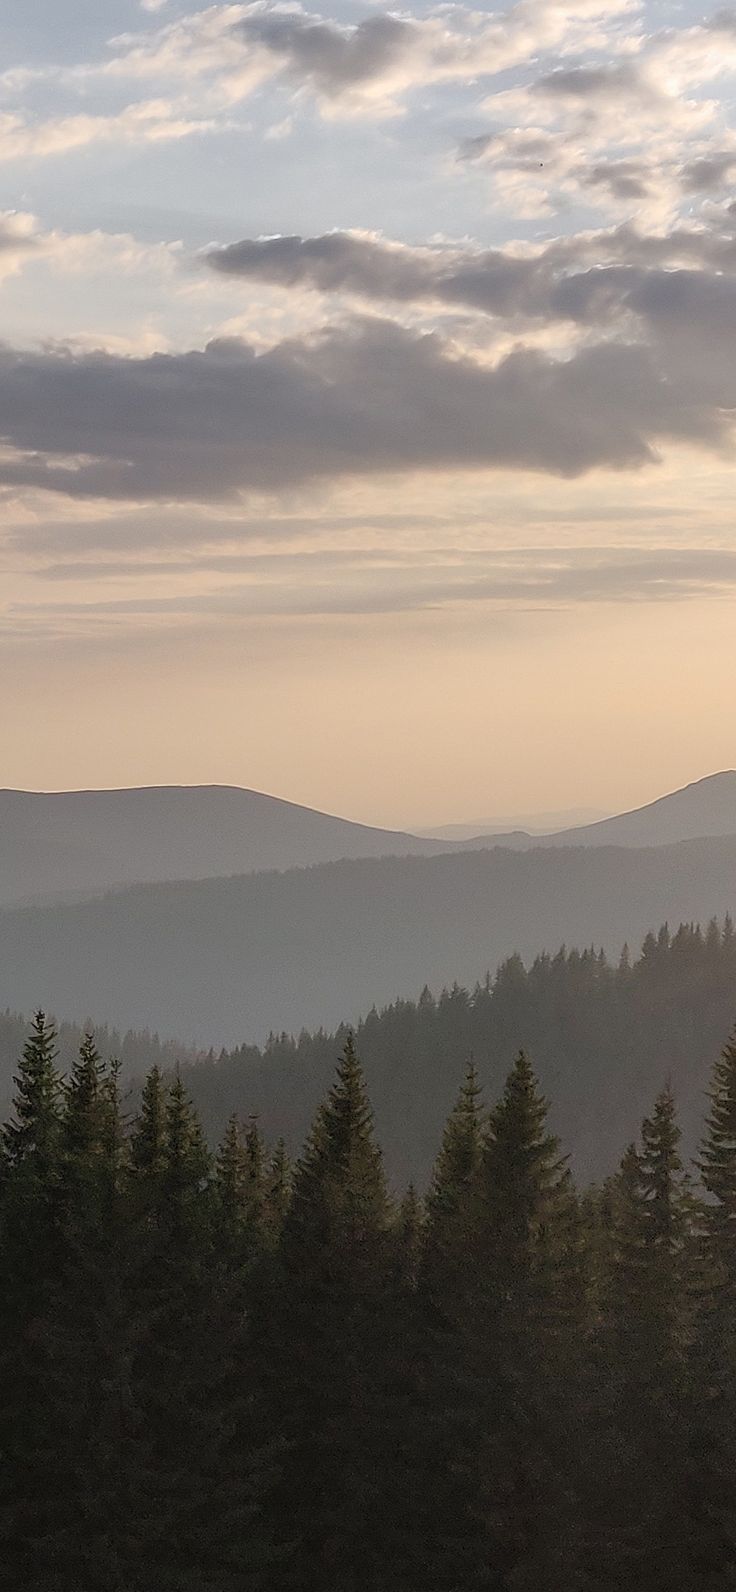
[0,99,218,163]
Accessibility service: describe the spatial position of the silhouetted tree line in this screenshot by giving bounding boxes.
[180,915,736,1182]
[5,1011,736,1588]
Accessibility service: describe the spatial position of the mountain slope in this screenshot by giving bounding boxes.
[2,833,736,1049]
[466,772,736,850]
[0,784,451,908]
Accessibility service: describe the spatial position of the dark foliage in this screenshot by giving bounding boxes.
[4,1004,736,1588]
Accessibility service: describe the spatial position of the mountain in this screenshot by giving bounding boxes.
[418,808,606,841]
[2,774,734,912]
[3,919,734,1186]
[0,784,452,908]
[465,772,736,850]
[3,832,736,1050]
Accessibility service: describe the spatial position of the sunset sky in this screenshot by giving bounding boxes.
[1,0,735,827]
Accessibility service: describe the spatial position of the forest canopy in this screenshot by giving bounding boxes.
[3,1010,736,1588]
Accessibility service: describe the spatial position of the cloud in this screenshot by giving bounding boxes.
[0,99,217,162]
[0,210,43,278]
[71,0,637,125]
[0,313,731,507]
[14,547,736,633]
[205,224,736,335]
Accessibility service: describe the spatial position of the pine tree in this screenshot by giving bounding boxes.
[469,1052,581,1590]
[262,1037,396,1589]
[216,1113,269,1267]
[266,1136,292,1241]
[396,1182,423,1290]
[2,1009,62,1181]
[687,1033,736,1584]
[700,1030,736,1287]
[0,1013,67,1585]
[422,1061,484,1305]
[593,1094,699,1592]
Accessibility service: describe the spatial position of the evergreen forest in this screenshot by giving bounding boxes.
[5,1008,736,1589]
[5,915,735,1186]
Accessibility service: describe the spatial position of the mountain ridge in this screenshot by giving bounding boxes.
[3,829,736,1049]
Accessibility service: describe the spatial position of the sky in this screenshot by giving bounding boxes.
[1,0,735,828]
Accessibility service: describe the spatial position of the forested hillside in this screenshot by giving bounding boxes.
[5,918,735,1185]
[4,833,736,1045]
[5,1013,736,1589]
[179,917,736,1183]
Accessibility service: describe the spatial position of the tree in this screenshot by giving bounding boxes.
[262,1036,397,1589]
[422,1061,484,1305]
[470,1052,581,1590]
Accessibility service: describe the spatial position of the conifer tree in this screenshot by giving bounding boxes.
[687,1033,736,1583]
[422,1061,483,1304]
[0,1014,67,1584]
[266,1136,291,1240]
[594,1094,697,1592]
[471,1052,580,1589]
[263,1037,395,1589]
[396,1181,423,1290]
[700,1030,736,1286]
[2,1009,62,1180]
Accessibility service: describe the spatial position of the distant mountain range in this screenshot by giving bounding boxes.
[2,772,735,910]
[466,771,736,851]
[0,784,450,908]
[3,831,736,1049]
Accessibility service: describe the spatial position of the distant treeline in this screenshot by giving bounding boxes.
[179,916,736,1182]
[4,917,736,1185]
[4,1013,736,1588]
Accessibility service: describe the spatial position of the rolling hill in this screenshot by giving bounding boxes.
[0,784,451,908]
[3,832,736,1050]
[466,771,736,850]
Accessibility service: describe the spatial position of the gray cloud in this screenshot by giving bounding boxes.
[236,11,414,97]
[15,547,736,626]
[531,62,644,101]
[680,151,736,192]
[206,226,736,331]
[0,313,730,505]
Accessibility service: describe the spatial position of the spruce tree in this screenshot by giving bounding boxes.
[471,1052,580,1589]
[422,1060,484,1305]
[594,1094,698,1592]
[0,1014,67,1585]
[688,1033,736,1584]
[262,1036,395,1589]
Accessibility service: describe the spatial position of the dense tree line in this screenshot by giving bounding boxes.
[5,918,735,1186]
[179,916,736,1183]
[5,1010,736,1588]
[0,1007,201,1116]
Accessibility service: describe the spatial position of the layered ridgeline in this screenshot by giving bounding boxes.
[4,919,736,1184]
[5,1015,736,1588]
[462,768,736,850]
[3,832,736,1048]
[2,770,735,910]
[0,784,453,908]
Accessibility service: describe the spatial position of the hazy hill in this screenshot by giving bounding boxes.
[3,920,734,1186]
[3,833,736,1050]
[2,774,734,912]
[0,785,451,908]
[175,919,736,1185]
[466,772,736,850]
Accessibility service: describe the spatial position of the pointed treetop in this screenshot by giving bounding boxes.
[3,1010,62,1173]
[699,1031,736,1269]
[285,1034,389,1266]
[130,1064,168,1178]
